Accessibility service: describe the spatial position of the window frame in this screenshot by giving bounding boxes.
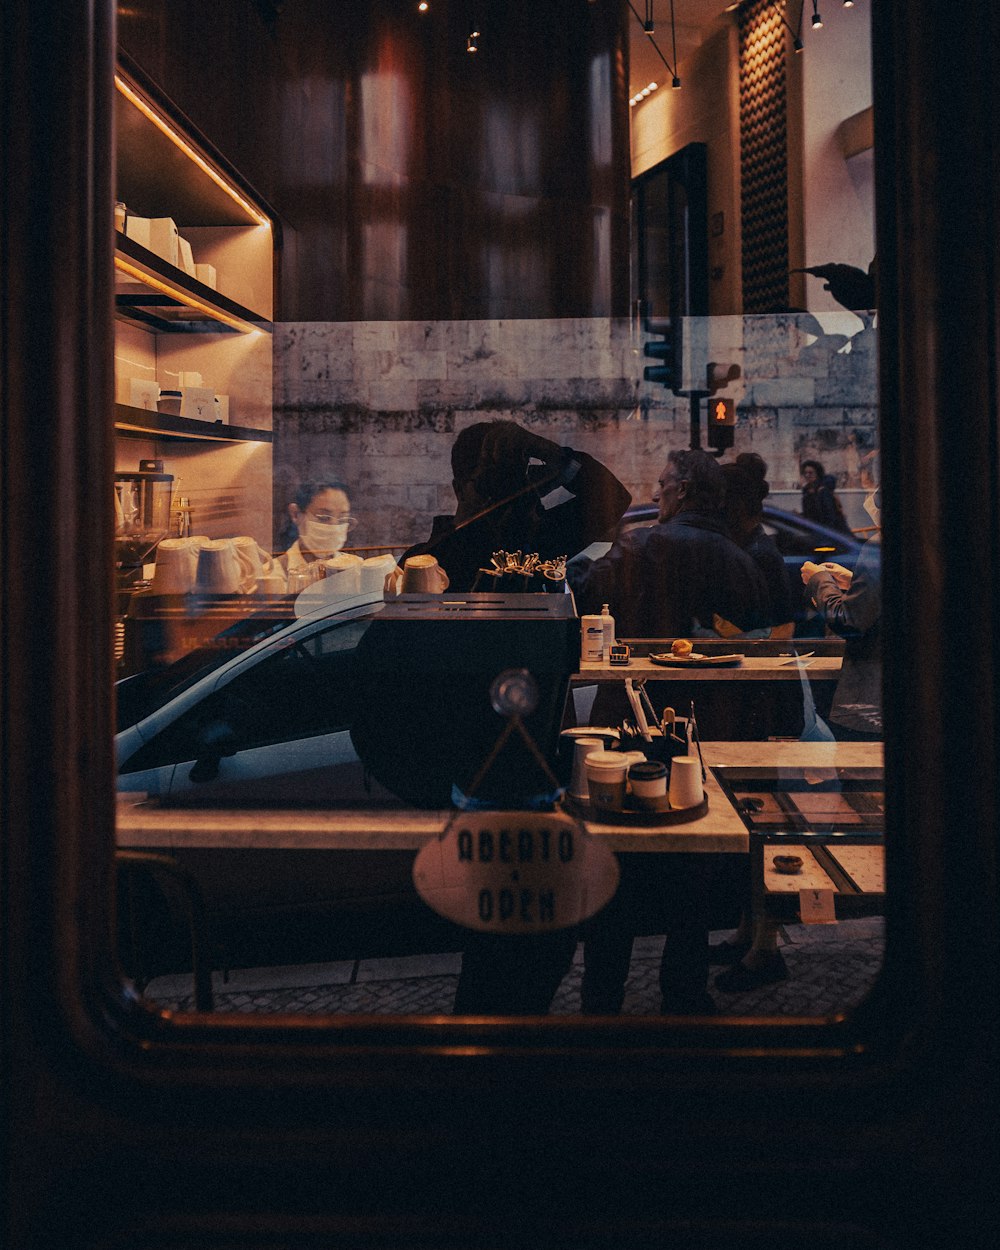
[2,0,998,1153]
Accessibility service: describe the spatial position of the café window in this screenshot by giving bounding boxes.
[104,2,885,1029]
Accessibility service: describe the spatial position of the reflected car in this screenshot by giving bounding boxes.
[116,590,392,806]
[114,590,456,968]
[616,502,864,634]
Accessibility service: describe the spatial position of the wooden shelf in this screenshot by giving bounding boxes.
[115,403,272,444]
[114,233,271,334]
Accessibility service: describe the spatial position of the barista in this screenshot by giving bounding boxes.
[278,480,355,577]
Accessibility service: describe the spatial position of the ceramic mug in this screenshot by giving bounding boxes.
[152,536,204,594]
[400,554,449,593]
[232,535,272,586]
[385,554,450,596]
[195,539,249,594]
[318,552,362,595]
[360,553,398,593]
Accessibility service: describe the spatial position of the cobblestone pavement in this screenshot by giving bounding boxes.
[146,917,884,1018]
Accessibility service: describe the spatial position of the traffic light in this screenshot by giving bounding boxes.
[707,396,736,450]
[642,317,682,394]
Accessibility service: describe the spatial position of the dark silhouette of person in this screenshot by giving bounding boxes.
[719,453,795,639]
[402,420,631,592]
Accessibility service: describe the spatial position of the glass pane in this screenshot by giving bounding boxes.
[114,3,881,1023]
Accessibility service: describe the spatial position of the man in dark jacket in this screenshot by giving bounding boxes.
[568,447,769,637]
[403,420,631,592]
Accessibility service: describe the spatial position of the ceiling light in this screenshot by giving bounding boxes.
[466,25,480,53]
[843,1,855,7]
[671,76,681,89]
[417,2,429,11]
[644,1,654,34]
[811,2,823,27]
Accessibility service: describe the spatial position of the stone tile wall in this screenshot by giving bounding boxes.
[273,314,877,552]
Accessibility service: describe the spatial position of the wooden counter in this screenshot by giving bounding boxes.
[575,655,842,682]
[115,740,882,858]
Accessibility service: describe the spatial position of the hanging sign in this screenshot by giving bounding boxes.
[413,810,620,934]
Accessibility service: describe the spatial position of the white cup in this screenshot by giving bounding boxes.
[257,571,287,596]
[232,535,271,584]
[319,551,362,594]
[152,537,202,594]
[196,539,246,594]
[584,750,628,811]
[569,736,603,800]
[668,756,704,810]
[360,553,398,593]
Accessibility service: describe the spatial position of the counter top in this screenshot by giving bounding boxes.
[575,654,842,682]
[115,740,882,857]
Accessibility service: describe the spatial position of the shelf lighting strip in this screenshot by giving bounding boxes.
[114,75,271,229]
[114,256,261,334]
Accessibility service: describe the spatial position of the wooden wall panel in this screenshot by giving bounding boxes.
[116,0,630,321]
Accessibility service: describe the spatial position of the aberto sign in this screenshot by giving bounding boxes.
[413,811,620,934]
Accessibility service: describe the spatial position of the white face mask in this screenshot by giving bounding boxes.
[298,516,349,556]
[863,490,881,528]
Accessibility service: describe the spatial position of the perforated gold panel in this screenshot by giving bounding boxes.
[739,0,789,312]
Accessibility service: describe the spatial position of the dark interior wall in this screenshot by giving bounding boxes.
[116,0,631,321]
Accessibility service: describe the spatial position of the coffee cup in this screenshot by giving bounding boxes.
[628,759,668,809]
[152,536,202,594]
[257,571,287,596]
[569,736,603,800]
[584,750,628,812]
[668,755,704,810]
[399,554,450,594]
[196,539,245,594]
[318,551,362,594]
[360,553,398,593]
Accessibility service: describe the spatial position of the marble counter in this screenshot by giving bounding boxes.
[115,741,882,858]
[575,655,842,682]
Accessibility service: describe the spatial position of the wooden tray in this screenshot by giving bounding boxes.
[562,792,709,827]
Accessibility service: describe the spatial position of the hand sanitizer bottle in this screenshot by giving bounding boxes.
[600,603,615,665]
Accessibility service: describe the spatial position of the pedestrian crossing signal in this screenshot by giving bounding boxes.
[707,397,736,450]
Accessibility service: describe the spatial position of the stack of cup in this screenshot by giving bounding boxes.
[668,756,704,810]
[584,750,628,812]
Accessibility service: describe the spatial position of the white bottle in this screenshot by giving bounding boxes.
[581,615,604,662]
[600,603,615,664]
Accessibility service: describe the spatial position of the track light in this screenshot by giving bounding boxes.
[811,2,823,27]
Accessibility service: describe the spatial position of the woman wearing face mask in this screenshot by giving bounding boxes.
[278,481,354,579]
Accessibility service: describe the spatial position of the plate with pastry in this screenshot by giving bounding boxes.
[648,652,744,667]
[648,639,744,667]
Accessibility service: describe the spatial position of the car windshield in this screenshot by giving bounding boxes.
[115,611,294,731]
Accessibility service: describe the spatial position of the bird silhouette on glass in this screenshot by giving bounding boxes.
[790,261,876,312]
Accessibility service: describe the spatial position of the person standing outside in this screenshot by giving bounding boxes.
[800,459,850,535]
[568,447,769,638]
